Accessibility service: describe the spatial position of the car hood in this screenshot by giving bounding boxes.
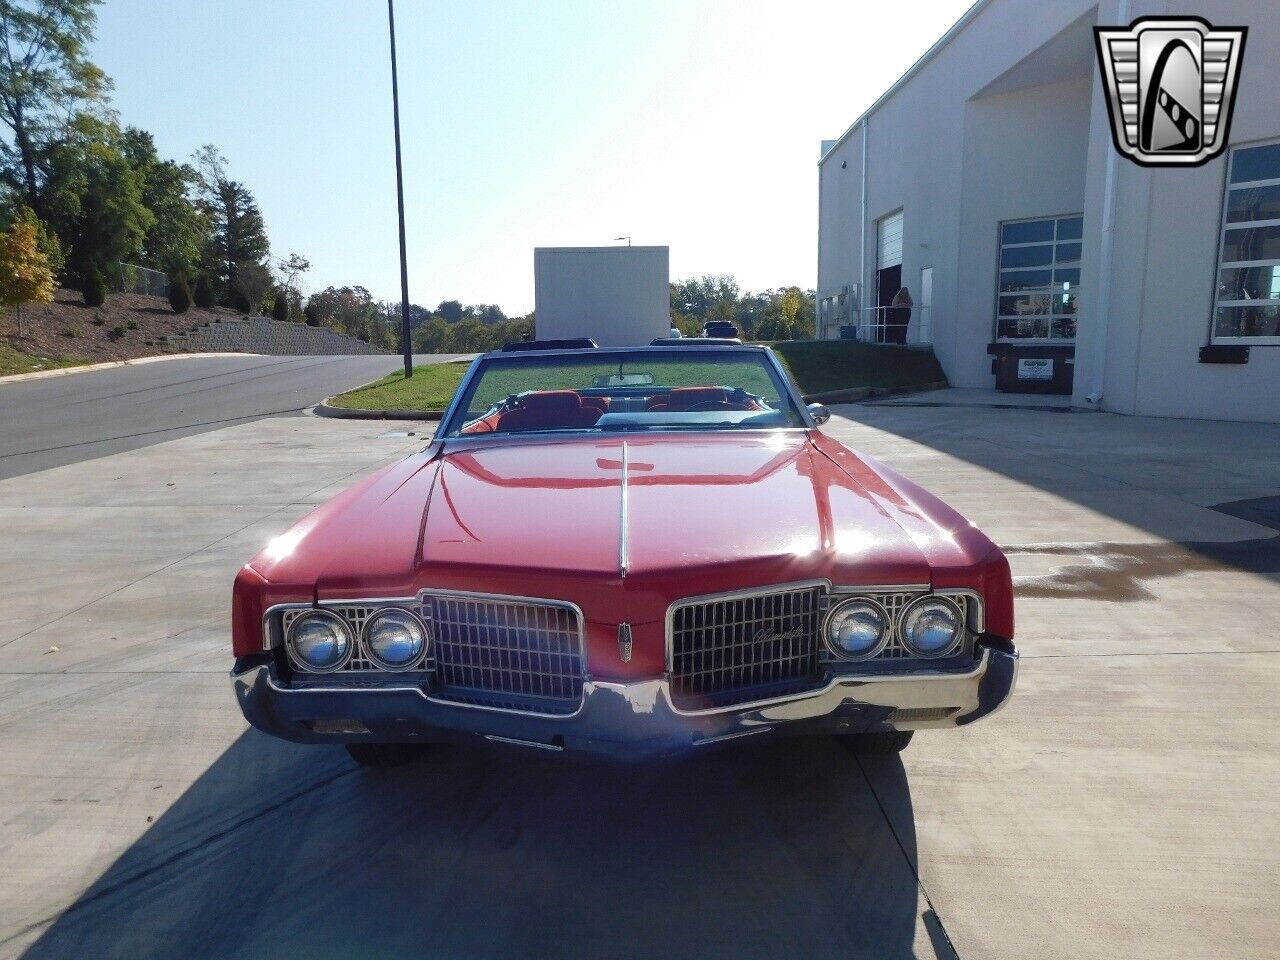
[246,431,1004,677]
[415,433,955,589]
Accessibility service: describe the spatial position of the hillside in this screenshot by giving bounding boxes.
[0,288,244,373]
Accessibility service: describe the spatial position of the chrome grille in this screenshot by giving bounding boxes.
[669,586,823,709]
[669,587,976,710]
[431,596,584,714]
[279,595,585,715]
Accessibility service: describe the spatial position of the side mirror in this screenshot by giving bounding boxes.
[807,403,831,425]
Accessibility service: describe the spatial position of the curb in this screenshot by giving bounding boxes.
[313,399,444,421]
[803,381,949,405]
[0,351,264,385]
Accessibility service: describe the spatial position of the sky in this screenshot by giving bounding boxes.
[92,0,975,315]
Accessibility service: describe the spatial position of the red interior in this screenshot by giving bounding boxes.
[460,387,756,434]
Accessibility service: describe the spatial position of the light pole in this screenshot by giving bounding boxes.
[613,236,632,246]
[388,0,413,378]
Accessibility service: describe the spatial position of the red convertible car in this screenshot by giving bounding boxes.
[231,341,1017,764]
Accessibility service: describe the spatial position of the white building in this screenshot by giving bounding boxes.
[817,0,1280,422]
[534,246,670,347]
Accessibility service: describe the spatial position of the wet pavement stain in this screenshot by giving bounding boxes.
[1008,534,1280,601]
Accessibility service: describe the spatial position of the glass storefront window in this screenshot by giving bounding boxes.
[1213,140,1280,344]
[995,215,1083,341]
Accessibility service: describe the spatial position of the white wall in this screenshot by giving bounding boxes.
[955,74,1093,387]
[533,246,670,347]
[817,0,1098,385]
[1073,0,1280,422]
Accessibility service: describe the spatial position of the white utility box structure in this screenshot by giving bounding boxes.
[533,246,670,346]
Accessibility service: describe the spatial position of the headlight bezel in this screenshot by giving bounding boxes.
[285,608,354,673]
[900,595,965,658]
[823,596,891,661]
[362,607,430,671]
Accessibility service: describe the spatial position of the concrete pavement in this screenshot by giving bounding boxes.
[0,406,1277,958]
[0,353,467,480]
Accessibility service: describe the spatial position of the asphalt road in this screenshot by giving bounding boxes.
[0,354,466,480]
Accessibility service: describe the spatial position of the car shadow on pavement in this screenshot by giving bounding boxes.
[19,731,930,960]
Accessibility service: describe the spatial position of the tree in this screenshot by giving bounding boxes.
[271,286,288,322]
[121,127,209,275]
[40,115,152,283]
[0,0,111,216]
[303,300,321,326]
[0,215,54,334]
[192,145,269,296]
[230,259,271,313]
[275,251,308,301]
[167,272,190,313]
[435,299,463,323]
[80,263,103,305]
[192,272,214,308]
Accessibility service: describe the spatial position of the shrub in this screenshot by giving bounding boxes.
[82,269,106,307]
[61,325,81,338]
[192,274,215,309]
[271,288,289,322]
[232,290,252,314]
[108,325,125,340]
[303,301,321,327]
[168,273,192,314]
[91,313,105,326]
[126,319,138,330]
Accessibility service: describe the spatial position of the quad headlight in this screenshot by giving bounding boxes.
[901,596,964,658]
[825,598,889,660]
[363,608,429,670]
[286,610,352,672]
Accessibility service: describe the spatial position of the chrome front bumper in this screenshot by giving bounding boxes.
[232,643,1017,760]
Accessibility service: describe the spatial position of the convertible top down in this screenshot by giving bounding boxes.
[231,342,1016,762]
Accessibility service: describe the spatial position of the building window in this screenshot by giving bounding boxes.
[995,215,1082,341]
[1212,140,1280,344]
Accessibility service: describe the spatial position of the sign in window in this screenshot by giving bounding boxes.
[995,215,1082,341]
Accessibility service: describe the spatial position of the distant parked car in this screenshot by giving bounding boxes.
[702,320,739,338]
[668,327,683,338]
[231,340,1017,764]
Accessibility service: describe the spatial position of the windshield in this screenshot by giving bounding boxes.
[443,349,806,437]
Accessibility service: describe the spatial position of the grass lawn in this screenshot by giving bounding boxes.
[0,340,85,378]
[328,341,947,413]
[326,361,470,412]
[769,340,946,394]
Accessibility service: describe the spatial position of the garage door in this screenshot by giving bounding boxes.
[877,211,903,269]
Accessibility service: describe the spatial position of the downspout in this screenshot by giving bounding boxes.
[860,119,869,323]
[1087,0,1128,406]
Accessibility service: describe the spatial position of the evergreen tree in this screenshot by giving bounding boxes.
[168,272,191,313]
[82,267,106,306]
[192,273,215,308]
[271,287,289,322]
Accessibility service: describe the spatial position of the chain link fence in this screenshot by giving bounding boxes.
[115,262,170,298]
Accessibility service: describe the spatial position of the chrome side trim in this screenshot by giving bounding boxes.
[618,440,630,578]
[483,734,565,752]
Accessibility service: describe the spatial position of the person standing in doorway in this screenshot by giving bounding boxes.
[888,287,913,344]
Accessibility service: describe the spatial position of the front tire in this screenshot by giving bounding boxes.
[836,730,914,756]
[345,743,426,767]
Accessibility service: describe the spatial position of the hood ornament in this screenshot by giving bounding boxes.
[617,622,633,663]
